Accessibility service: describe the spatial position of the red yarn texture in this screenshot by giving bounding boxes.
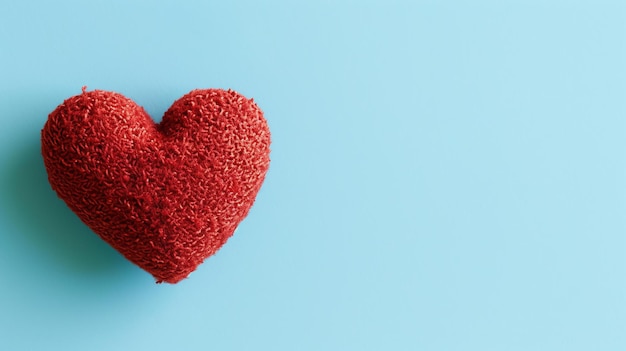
[41,88,271,283]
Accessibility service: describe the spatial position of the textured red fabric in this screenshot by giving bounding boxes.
[41,88,271,283]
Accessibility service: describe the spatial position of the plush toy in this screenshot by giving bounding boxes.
[41,88,271,283]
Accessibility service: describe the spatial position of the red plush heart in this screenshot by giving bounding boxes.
[41,88,271,283]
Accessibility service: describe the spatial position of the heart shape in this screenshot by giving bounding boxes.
[41,88,271,283]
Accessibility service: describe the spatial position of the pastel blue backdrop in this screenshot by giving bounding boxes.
[0,1,624,350]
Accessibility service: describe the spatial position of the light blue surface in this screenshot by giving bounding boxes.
[1,1,624,350]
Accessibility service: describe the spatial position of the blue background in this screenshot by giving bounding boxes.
[0,1,624,350]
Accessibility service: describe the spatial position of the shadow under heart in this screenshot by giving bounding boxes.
[1,135,132,277]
